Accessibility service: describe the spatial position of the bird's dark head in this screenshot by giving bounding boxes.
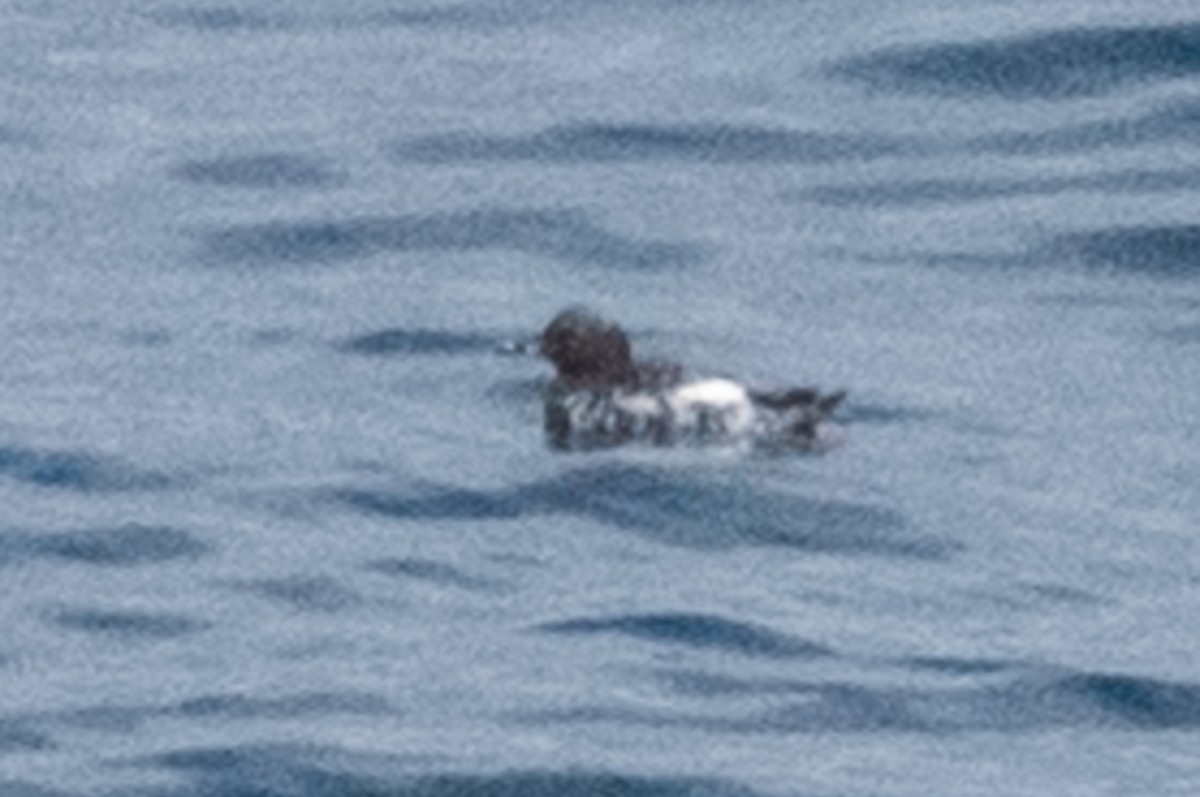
[539,308,637,389]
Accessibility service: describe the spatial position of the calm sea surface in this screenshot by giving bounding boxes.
[2,1,1199,795]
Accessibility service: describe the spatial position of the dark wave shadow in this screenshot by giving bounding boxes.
[366,557,500,592]
[173,691,393,720]
[49,704,149,733]
[655,655,1012,702]
[339,328,499,357]
[152,2,528,33]
[1020,581,1103,607]
[0,782,74,797]
[525,466,925,555]
[0,125,39,148]
[1159,324,1200,345]
[171,154,337,190]
[392,122,918,164]
[528,668,1200,734]
[831,23,1200,99]
[974,98,1200,155]
[1057,672,1200,728]
[371,0,746,29]
[154,0,748,37]
[369,4,550,29]
[150,6,291,32]
[0,445,172,492]
[5,691,394,751]
[536,612,833,659]
[792,166,1200,208]
[839,402,938,426]
[386,771,765,797]
[332,464,945,559]
[0,525,209,568]
[229,575,363,613]
[136,745,766,797]
[0,721,55,754]
[119,327,174,348]
[658,669,772,698]
[336,485,522,522]
[895,656,1016,676]
[1053,224,1200,278]
[850,222,1200,280]
[44,608,207,640]
[199,208,703,271]
[838,248,1035,274]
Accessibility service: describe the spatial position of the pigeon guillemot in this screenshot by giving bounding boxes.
[538,308,844,451]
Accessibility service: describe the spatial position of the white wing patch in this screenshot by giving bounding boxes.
[550,378,793,449]
[662,379,756,438]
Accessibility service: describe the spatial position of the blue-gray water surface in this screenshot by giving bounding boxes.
[2,1,1199,795]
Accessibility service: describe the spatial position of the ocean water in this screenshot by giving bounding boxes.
[2,1,1199,795]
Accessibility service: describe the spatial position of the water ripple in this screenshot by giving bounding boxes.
[852,222,1200,280]
[200,209,703,270]
[0,525,209,568]
[896,656,1016,676]
[1057,672,1200,728]
[1159,324,1200,345]
[339,328,498,357]
[137,744,766,797]
[366,557,500,591]
[793,166,1200,208]
[332,464,944,558]
[536,612,832,659]
[369,0,742,30]
[0,722,55,754]
[974,98,1200,155]
[0,445,172,492]
[370,5,544,29]
[57,705,147,733]
[172,154,337,190]
[839,402,939,426]
[1054,224,1200,278]
[392,122,916,164]
[4,692,394,756]
[832,22,1200,99]
[0,125,38,148]
[173,691,393,720]
[44,608,208,640]
[0,782,73,797]
[530,668,1200,733]
[151,6,291,32]
[388,771,766,797]
[230,575,363,613]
